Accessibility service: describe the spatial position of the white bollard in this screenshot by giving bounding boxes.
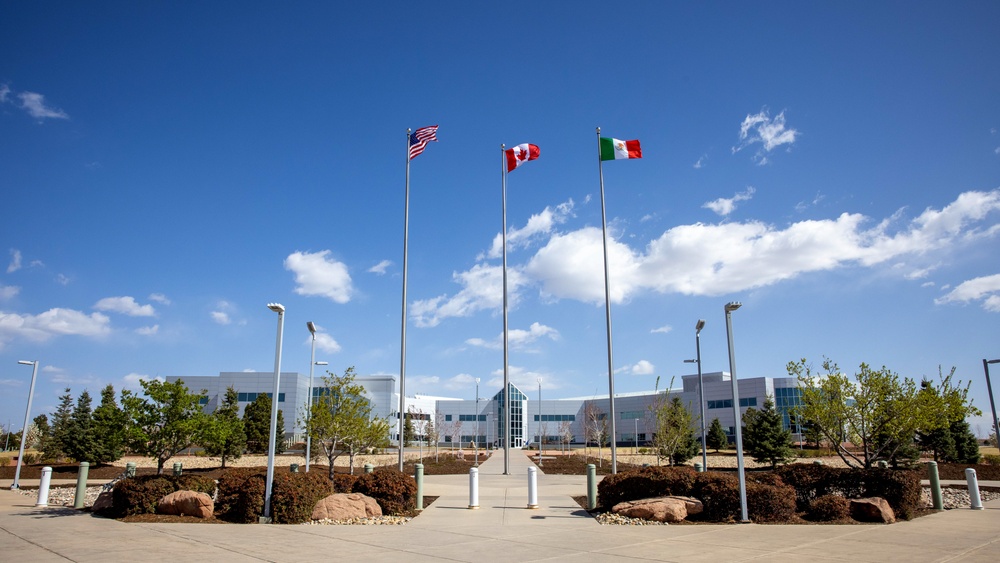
[35,466,53,507]
[527,466,539,509]
[468,467,479,509]
[965,468,984,510]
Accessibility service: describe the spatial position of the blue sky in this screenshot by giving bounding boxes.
[3,2,1000,436]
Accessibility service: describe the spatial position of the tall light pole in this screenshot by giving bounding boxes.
[684,319,707,471]
[724,302,748,522]
[263,303,285,522]
[537,376,543,467]
[305,320,327,474]
[984,359,1000,451]
[11,360,39,490]
[474,377,480,466]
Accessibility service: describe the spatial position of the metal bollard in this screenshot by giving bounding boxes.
[694,462,704,473]
[290,463,299,473]
[74,461,90,509]
[876,460,888,468]
[813,460,823,465]
[415,463,424,511]
[468,467,479,509]
[36,467,53,507]
[926,461,943,510]
[527,467,539,509]
[172,462,182,476]
[126,462,136,477]
[965,468,984,510]
[586,464,597,511]
[364,463,374,474]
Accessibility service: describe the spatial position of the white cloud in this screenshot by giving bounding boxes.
[368,260,392,275]
[0,308,111,349]
[149,293,171,305]
[525,226,641,305]
[465,322,560,351]
[481,200,575,260]
[631,360,655,375]
[55,274,70,285]
[0,84,9,103]
[935,273,1000,312]
[285,250,353,303]
[703,186,756,216]
[304,325,342,354]
[410,263,528,327]
[733,109,798,164]
[486,364,553,391]
[122,372,164,390]
[18,91,69,120]
[211,311,231,325]
[94,296,156,317]
[651,325,672,334]
[136,325,159,336]
[7,249,22,273]
[693,155,707,169]
[0,286,19,301]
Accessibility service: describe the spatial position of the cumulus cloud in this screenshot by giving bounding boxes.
[368,260,392,275]
[410,263,528,327]
[0,286,19,301]
[149,293,171,305]
[703,186,756,216]
[466,322,560,351]
[285,250,353,303]
[211,311,231,325]
[631,360,655,375]
[18,91,69,120]
[486,364,553,391]
[7,249,22,273]
[481,200,576,260]
[525,227,641,304]
[935,273,1000,312]
[122,372,164,390]
[136,325,159,336]
[304,324,342,354]
[0,308,111,349]
[733,109,798,164]
[94,296,156,317]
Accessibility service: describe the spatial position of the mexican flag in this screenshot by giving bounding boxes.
[600,137,642,161]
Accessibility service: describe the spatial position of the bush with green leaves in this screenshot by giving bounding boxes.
[352,468,416,515]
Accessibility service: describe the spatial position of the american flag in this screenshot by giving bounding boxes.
[408,125,439,160]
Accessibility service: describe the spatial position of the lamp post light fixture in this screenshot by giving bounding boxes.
[475,377,480,466]
[537,377,543,468]
[262,303,285,522]
[984,359,1000,452]
[724,301,749,523]
[683,319,707,471]
[11,360,39,490]
[306,320,327,474]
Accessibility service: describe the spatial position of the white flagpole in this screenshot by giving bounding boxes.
[596,127,618,474]
[501,144,511,475]
[399,129,411,472]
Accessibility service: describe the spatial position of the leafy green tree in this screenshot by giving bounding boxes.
[31,414,50,452]
[44,388,74,461]
[306,367,391,477]
[741,397,794,468]
[706,418,728,452]
[65,390,97,463]
[200,386,246,468]
[121,379,206,474]
[650,396,698,466]
[242,393,285,454]
[91,384,126,464]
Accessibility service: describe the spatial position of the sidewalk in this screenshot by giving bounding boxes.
[1,450,998,562]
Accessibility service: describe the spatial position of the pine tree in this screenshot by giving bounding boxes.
[66,390,96,463]
[950,419,980,464]
[91,384,125,464]
[200,386,246,467]
[742,397,794,468]
[242,393,285,454]
[45,388,74,461]
[403,414,415,447]
[706,418,728,452]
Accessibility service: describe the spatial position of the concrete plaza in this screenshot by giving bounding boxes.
[1,450,998,562]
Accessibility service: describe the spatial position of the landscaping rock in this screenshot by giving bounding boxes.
[312,493,382,521]
[92,490,114,512]
[849,497,895,523]
[611,496,703,523]
[157,490,214,518]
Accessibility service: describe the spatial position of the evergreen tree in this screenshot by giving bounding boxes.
[950,419,980,464]
[200,386,246,467]
[45,388,74,461]
[650,396,697,466]
[242,393,285,454]
[91,385,126,464]
[706,418,728,452]
[742,397,794,468]
[403,413,415,447]
[276,408,286,455]
[65,390,96,463]
[918,425,957,462]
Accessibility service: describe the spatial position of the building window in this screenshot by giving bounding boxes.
[199,397,209,405]
[708,398,756,409]
[445,414,452,422]
[738,397,756,408]
[533,414,575,422]
[620,410,643,420]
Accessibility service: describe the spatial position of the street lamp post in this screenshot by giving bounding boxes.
[263,303,285,522]
[11,360,39,490]
[984,359,1000,451]
[684,320,708,471]
[537,377,543,467]
[474,377,480,466]
[305,320,327,474]
[724,302,749,523]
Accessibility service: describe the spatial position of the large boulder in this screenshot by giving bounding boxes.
[157,490,214,519]
[312,493,382,521]
[850,497,896,523]
[611,496,703,523]
[92,490,114,513]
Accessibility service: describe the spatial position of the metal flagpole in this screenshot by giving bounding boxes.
[501,144,511,475]
[398,129,411,472]
[596,126,618,474]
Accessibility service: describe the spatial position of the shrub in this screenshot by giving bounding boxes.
[983,454,1000,467]
[775,463,921,520]
[746,480,797,522]
[691,471,795,522]
[333,473,359,493]
[0,457,9,467]
[597,466,696,508]
[808,494,850,521]
[774,463,839,511]
[106,474,212,517]
[353,468,416,515]
[216,468,266,523]
[270,471,334,524]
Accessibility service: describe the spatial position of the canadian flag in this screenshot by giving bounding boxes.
[505,143,540,172]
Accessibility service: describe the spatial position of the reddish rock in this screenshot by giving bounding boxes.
[311,493,382,521]
[157,490,214,519]
[850,497,896,523]
[92,490,113,512]
[612,496,703,523]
